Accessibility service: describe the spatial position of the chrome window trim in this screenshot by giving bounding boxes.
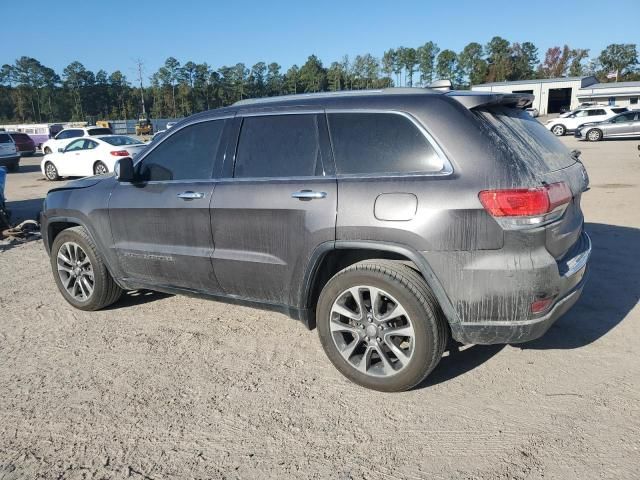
[324,109,454,178]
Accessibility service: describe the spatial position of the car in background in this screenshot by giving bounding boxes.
[525,107,539,117]
[41,126,113,155]
[7,132,36,156]
[41,135,147,181]
[575,110,640,141]
[0,133,20,172]
[545,106,628,136]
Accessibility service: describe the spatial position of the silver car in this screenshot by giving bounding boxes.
[575,110,640,141]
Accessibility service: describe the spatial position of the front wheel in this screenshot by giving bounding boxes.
[44,162,59,181]
[50,226,123,310]
[317,260,448,392]
[551,124,566,136]
[586,129,603,142]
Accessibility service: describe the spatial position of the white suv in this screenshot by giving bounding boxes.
[545,106,628,136]
[41,126,113,155]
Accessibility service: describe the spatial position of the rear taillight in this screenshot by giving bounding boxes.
[531,296,555,314]
[110,150,129,156]
[479,182,572,229]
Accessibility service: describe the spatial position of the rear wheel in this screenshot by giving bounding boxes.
[7,162,19,173]
[317,260,448,392]
[44,162,59,181]
[551,124,566,136]
[586,129,603,142]
[50,226,122,311]
[93,161,108,175]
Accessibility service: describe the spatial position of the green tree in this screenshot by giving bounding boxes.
[510,42,538,80]
[417,42,439,85]
[569,49,589,76]
[298,55,326,92]
[436,49,459,84]
[485,36,512,82]
[598,44,638,79]
[458,42,487,86]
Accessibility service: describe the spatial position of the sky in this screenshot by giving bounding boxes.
[2,0,639,80]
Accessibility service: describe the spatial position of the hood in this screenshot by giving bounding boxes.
[47,174,111,193]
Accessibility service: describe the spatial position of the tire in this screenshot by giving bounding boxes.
[316,260,449,392]
[93,161,108,175]
[44,161,59,181]
[551,124,566,136]
[44,147,52,154]
[50,226,123,311]
[7,162,19,173]
[586,129,603,142]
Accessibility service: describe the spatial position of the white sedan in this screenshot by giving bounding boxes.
[41,135,147,181]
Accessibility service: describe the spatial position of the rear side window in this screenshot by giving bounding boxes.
[0,134,12,144]
[328,113,443,175]
[611,112,636,122]
[139,120,225,181]
[474,106,575,172]
[88,128,112,136]
[588,109,606,116]
[612,107,628,113]
[234,114,322,178]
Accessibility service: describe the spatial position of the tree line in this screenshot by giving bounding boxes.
[1,39,637,123]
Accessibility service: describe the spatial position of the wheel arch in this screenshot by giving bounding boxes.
[301,240,462,333]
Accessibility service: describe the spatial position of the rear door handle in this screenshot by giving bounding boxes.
[291,190,327,200]
[177,191,205,200]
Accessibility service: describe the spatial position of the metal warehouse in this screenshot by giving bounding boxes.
[577,81,640,110]
[472,76,598,115]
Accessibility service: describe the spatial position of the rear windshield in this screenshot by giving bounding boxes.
[474,106,575,172]
[88,128,112,136]
[101,135,142,146]
[0,134,12,144]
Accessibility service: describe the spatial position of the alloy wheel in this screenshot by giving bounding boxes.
[329,285,415,378]
[56,242,95,301]
[45,163,57,180]
[94,163,107,175]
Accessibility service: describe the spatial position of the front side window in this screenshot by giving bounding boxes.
[328,112,443,175]
[65,139,86,151]
[57,130,82,140]
[138,120,225,182]
[234,114,322,178]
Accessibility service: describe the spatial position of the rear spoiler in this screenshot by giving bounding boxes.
[446,91,534,110]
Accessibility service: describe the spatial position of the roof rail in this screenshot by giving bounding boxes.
[233,87,437,106]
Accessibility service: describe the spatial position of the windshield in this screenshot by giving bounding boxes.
[474,106,576,172]
[101,135,143,146]
[88,128,112,136]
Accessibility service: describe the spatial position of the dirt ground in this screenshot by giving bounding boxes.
[1,138,639,479]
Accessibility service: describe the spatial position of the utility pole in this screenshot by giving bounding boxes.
[136,59,147,116]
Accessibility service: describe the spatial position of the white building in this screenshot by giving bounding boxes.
[577,81,640,110]
[472,76,598,115]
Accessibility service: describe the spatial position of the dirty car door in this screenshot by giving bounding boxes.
[108,119,228,292]
[211,112,336,306]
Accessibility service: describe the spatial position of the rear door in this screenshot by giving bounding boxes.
[606,112,637,137]
[0,133,16,159]
[210,111,336,306]
[109,118,228,292]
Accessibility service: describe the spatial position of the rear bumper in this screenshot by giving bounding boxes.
[424,231,592,345]
[0,155,20,167]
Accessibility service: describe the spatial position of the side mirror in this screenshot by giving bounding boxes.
[58,147,64,153]
[114,157,135,182]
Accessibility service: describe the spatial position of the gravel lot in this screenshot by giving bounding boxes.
[1,138,639,479]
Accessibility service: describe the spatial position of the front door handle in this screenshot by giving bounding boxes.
[177,191,205,200]
[291,190,327,200]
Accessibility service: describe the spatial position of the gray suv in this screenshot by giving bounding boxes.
[41,88,591,392]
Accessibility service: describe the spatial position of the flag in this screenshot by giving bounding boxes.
[606,70,618,79]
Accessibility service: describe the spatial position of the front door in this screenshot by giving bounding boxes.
[211,112,337,306]
[56,138,94,177]
[109,119,228,293]
[607,112,637,137]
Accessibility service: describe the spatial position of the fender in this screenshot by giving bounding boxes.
[300,240,464,337]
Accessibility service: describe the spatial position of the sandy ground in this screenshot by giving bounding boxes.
[0,138,639,479]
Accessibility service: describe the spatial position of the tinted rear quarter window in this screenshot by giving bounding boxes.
[474,106,575,172]
[234,114,322,178]
[612,107,628,113]
[588,109,606,116]
[328,113,443,175]
[140,120,225,181]
[88,128,112,136]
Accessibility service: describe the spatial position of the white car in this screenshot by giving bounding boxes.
[545,106,628,136]
[41,135,147,181]
[41,126,113,155]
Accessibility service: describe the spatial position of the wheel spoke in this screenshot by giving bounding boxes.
[380,303,408,322]
[373,344,395,375]
[339,337,362,361]
[348,287,366,316]
[332,303,360,321]
[383,337,411,366]
[368,286,383,318]
[355,346,373,373]
[384,325,413,338]
[329,318,359,335]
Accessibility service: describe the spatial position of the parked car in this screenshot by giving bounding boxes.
[575,110,640,141]
[525,107,539,117]
[6,131,36,156]
[40,135,147,180]
[41,126,113,155]
[545,106,628,136]
[0,132,20,172]
[40,88,591,392]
